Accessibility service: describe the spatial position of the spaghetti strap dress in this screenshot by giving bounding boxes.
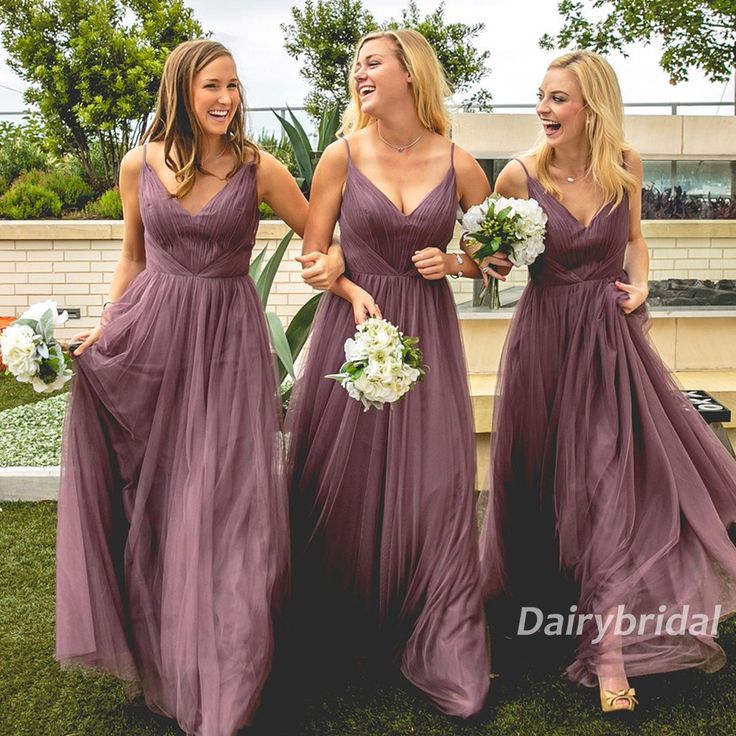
[481,158,736,686]
[56,145,289,735]
[286,139,490,717]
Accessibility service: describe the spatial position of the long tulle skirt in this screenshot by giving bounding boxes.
[56,269,289,735]
[481,277,736,686]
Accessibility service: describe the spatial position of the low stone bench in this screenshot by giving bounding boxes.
[684,389,734,457]
[470,370,736,489]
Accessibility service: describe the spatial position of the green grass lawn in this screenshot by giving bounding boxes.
[3,502,736,735]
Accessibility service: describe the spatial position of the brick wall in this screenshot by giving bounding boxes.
[1,220,735,338]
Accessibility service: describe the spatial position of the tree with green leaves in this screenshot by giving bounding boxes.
[0,0,204,192]
[281,0,491,118]
[541,0,736,112]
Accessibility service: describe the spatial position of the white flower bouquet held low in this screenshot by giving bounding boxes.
[326,317,426,412]
[0,301,72,393]
[461,194,548,308]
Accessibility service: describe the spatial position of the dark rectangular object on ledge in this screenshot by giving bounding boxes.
[683,390,731,424]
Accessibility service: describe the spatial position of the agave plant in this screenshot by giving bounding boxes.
[252,105,342,403]
[273,105,341,197]
[250,229,322,402]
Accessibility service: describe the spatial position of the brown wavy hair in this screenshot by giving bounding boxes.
[140,39,260,199]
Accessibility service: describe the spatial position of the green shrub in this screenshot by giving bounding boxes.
[259,201,277,219]
[44,168,94,209]
[84,188,122,219]
[0,174,8,197]
[14,169,46,187]
[0,181,62,219]
[0,135,46,182]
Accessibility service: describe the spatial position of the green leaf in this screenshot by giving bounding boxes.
[265,311,295,380]
[285,292,322,357]
[38,310,54,343]
[249,245,268,283]
[288,107,314,162]
[256,229,295,307]
[317,105,341,151]
[273,110,313,188]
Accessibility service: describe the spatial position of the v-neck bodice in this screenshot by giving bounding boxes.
[138,144,259,278]
[338,138,458,278]
[516,159,630,288]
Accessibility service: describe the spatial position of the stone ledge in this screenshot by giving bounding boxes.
[469,370,736,433]
[0,467,59,501]
[1,219,735,241]
[0,220,299,241]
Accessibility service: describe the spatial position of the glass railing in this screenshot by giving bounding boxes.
[479,159,736,220]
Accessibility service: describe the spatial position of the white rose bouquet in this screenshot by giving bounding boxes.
[0,300,72,393]
[461,194,548,308]
[326,317,426,412]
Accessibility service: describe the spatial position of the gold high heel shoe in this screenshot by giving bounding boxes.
[600,687,638,713]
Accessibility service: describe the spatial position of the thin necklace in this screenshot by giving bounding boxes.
[553,157,587,183]
[201,141,229,169]
[376,124,424,153]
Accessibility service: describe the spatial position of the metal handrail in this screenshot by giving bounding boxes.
[1,101,732,119]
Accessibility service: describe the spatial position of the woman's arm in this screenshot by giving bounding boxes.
[74,147,147,355]
[412,145,493,281]
[302,140,380,323]
[617,149,649,314]
[257,151,308,237]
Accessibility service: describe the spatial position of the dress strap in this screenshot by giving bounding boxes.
[342,137,352,161]
[514,157,531,179]
[450,142,456,166]
[142,142,148,165]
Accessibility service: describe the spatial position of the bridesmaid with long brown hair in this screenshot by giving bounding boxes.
[55,40,321,735]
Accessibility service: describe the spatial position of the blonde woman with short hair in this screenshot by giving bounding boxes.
[287,28,491,717]
[481,49,736,713]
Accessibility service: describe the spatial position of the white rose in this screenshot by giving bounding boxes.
[1,324,38,378]
[461,204,486,234]
[21,300,68,328]
[345,336,368,363]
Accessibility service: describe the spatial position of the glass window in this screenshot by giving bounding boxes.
[477,159,736,219]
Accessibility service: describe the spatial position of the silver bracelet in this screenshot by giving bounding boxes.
[449,253,463,279]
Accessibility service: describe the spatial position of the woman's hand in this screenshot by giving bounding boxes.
[71,324,102,357]
[351,288,381,325]
[478,253,512,288]
[297,248,345,291]
[615,280,648,314]
[411,247,452,280]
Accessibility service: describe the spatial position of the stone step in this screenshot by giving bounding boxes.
[470,370,736,490]
[460,310,736,373]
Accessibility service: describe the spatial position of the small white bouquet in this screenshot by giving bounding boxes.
[0,300,72,393]
[326,317,426,412]
[461,194,548,308]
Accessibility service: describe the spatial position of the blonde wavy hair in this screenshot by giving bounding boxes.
[339,29,452,137]
[140,39,259,199]
[533,50,638,209]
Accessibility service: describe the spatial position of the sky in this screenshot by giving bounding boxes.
[0,0,733,133]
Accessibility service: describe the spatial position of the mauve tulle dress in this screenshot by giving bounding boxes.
[55,147,289,736]
[481,159,736,686]
[286,140,490,717]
